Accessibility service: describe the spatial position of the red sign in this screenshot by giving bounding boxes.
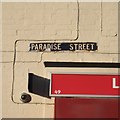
[50,74,120,97]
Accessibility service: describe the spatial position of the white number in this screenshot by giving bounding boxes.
[54,90,61,94]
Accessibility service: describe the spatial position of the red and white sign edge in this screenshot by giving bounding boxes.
[49,72,120,98]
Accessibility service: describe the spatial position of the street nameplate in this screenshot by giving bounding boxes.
[29,42,98,52]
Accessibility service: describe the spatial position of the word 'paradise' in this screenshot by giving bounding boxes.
[29,42,98,52]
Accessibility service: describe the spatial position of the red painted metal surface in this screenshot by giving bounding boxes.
[55,98,119,118]
[53,74,120,118]
[51,74,120,97]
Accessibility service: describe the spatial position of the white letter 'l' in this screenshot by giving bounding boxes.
[113,78,120,89]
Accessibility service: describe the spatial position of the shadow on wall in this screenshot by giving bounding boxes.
[28,73,50,99]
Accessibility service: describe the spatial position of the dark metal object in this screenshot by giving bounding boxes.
[44,62,120,68]
[28,73,50,99]
[20,93,32,103]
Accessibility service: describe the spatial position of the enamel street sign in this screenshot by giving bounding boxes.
[29,42,98,52]
[50,74,120,97]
